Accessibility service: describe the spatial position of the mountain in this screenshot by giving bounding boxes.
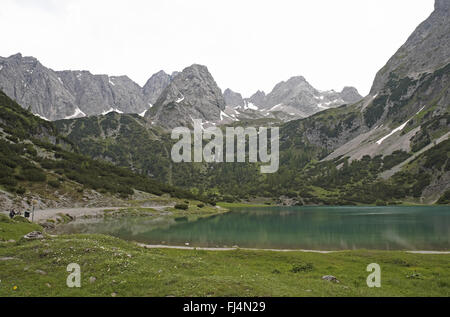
[223,88,245,108]
[0,53,362,124]
[55,0,449,205]
[0,89,201,210]
[56,71,148,117]
[248,76,362,117]
[0,53,170,120]
[371,0,450,94]
[224,77,362,119]
[146,64,226,128]
[142,70,172,105]
[0,53,78,120]
[247,90,267,108]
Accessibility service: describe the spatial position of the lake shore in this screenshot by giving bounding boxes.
[1,213,449,297]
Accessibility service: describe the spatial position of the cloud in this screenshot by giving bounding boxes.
[0,0,434,97]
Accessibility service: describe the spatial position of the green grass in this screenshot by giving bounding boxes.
[0,228,448,297]
[0,214,42,241]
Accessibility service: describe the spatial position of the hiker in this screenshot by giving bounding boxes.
[9,209,15,219]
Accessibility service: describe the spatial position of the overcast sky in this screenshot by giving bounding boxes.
[0,0,434,97]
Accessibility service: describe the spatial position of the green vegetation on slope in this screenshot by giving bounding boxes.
[52,64,449,205]
[0,90,205,203]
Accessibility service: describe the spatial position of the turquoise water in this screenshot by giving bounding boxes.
[56,206,450,250]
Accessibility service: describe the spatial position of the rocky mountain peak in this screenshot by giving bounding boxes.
[143,70,171,105]
[370,1,450,93]
[224,88,245,107]
[435,0,450,11]
[248,90,267,107]
[147,64,226,128]
[340,87,362,103]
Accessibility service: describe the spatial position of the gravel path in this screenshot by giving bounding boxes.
[32,205,173,222]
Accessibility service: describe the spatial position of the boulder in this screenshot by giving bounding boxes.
[23,231,44,240]
[322,275,340,283]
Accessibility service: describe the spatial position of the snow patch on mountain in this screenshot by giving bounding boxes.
[35,113,49,121]
[102,107,123,115]
[376,120,410,145]
[65,107,86,119]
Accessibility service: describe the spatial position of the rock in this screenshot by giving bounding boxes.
[46,283,52,288]
[111,292,117,297]
[7,239,16,243]
[23,231,44,240]
[143,70,171,105]
[371,0,450,93]
[146,64,226,128]
[250,77,361,117]
[0,53,172,120]
[0,257,16,261]
[247,90,267,108]
[89,276,96,284]
[35,269,47,275]
[224,89,245,108]
[322,275,340,283]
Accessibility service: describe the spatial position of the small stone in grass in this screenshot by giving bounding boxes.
[322,275,340,283]
[89,276,96,283]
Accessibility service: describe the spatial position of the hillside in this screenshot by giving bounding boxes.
[54,2,450,205]
[0,90,201,211]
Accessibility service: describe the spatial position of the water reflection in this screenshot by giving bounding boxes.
[55,206,450,250]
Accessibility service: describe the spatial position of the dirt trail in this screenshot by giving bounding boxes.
[32,205,173,222]
[138,244,450,254]
[137,243,335,253]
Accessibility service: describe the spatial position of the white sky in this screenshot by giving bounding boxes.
[0,0,434,97]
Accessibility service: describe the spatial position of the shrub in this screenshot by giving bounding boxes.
[437,190,450,205]
[16,186,26,195]
[0,176,18,187]
[13,216,30,223]
[174,204,189,210]
[0,214,12,223]
[21,168,46,182]
[290,263,314,273]
[48,180,61,188]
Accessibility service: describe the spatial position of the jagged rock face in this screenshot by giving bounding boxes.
[147,64,226,128]
[142,70,171,105]
[223,88,245,107]
[246,76,362,117]
[57,71,148,117]
[247,90,267,107]
[0,53,78,120]
[371,0,450,93]
[435,0,450,11]
[340,87,363,104]
[0,53,168,120]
